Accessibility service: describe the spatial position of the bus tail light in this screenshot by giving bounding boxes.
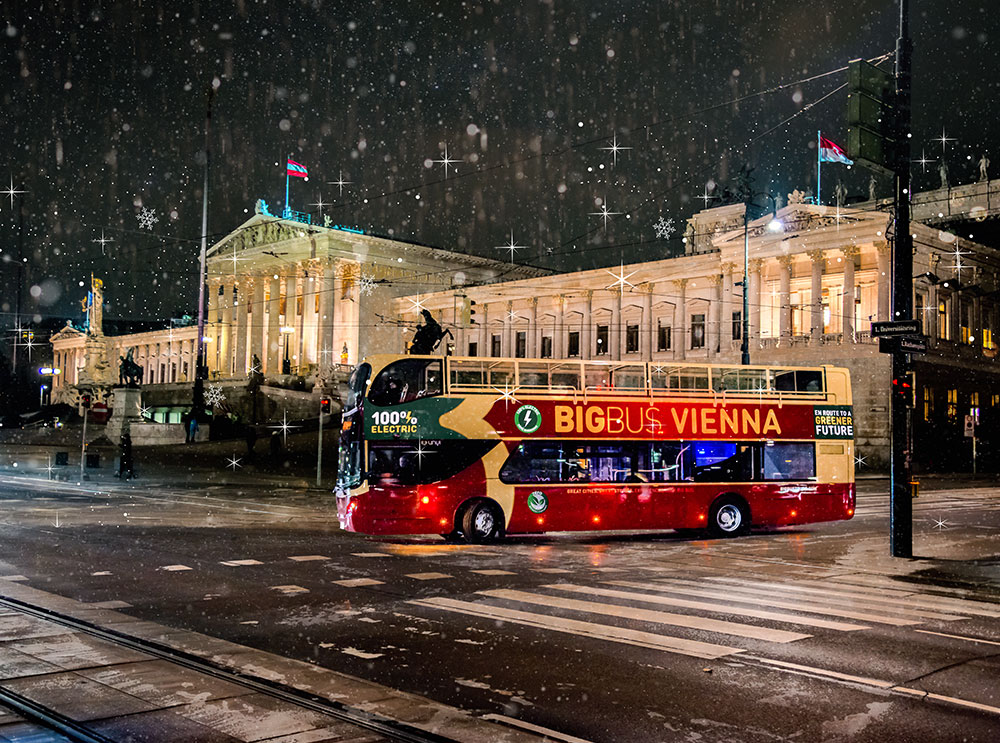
[421,496,430,505]
[592,515,601,524]
[536,516,544,525]
[790,510,797,517]
[439,518,448,526]
[847,508,854,516]
[698,514,706,521]
[348,500,358,513]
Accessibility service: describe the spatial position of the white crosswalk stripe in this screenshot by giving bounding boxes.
[410,596,744,660]
[544,583,868,632]
[477,588,811,643]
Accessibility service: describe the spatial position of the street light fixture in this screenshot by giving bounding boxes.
[741,194,783,365]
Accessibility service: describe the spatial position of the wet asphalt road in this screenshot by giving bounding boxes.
[0,474,999,742]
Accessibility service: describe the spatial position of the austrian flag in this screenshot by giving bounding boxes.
[819,136,853,166]
[286,159,309,178]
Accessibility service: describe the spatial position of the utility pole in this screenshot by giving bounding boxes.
[193,80,217,418]
[890,0,914,558]
[12,194,25,369]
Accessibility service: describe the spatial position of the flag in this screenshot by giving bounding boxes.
[819,136,853,165]
[286,159,309,178]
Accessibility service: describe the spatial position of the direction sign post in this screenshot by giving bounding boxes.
[871,320,922,337]
[878,335,927,355]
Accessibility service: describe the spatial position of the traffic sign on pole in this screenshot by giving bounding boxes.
[871,320,921,337]
[878,336,927,355]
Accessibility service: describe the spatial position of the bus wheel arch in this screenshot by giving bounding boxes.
[459,497,506,544]
[708,494,751,537]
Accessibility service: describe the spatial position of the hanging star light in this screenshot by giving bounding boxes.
[328,170,352,197]
[432,144,459,178]
[491,381,521,410]
[92,230,114,255]
[589,199,621,231]
[496,231,526,262]
[599,132,632,167]
[606,262,637,292]
[2,176,25,208]
[933,126,956,155]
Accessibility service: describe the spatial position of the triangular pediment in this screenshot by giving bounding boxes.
[50,323,86,342]
[712,204,872,246]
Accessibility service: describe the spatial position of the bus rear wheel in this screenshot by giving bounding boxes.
[461,499,505,544]
[708,496,750,538]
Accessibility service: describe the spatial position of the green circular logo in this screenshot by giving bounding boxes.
[514,404,542,434]
[527,491,548,514]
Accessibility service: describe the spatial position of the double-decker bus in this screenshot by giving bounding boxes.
[337,355,855,543]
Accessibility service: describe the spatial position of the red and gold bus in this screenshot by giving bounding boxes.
[336,355,855,543]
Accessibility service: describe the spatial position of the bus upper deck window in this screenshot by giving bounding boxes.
[369,359,443,406]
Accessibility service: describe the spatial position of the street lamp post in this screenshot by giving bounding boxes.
[280,326,295,375]
[740,194,783,365]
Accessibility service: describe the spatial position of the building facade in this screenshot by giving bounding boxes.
[393,199,1000,469]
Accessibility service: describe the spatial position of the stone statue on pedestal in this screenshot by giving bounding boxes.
[118,348,144,388]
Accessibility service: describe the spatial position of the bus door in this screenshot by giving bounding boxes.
[582,443,657,529]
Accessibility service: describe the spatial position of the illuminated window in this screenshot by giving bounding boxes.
[971,392,980,423]
[923,387,933,422]
[992,394,1000,407]
[960,300,973,344]
[690,314,706,349]
[983,328,995,350]
[938,299,950,340]
[947,388,958,420]
[915,293,925,335]
[596,325,609,355]
[625,324,639,354]
[657,323,672,351]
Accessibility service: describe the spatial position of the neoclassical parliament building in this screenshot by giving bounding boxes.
[50,182,1000,468]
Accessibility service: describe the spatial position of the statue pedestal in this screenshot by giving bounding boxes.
[106,387,143,443]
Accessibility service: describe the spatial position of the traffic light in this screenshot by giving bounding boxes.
[81,394,92,410]
[461,296,477,325]
[320,396,332,414]
[891,371,915,408]
[846,58,897,177]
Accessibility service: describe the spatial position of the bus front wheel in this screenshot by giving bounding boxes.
[708,496,750,538]
[461,499,506,544]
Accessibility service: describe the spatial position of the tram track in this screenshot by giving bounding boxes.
[0,593,458,743]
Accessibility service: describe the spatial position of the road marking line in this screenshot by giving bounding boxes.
[219,559,264,567]
[406,572,452,581]
[481,713,595,743]
[533,568,572,574]
[271,585,309,595]
[471,570,516,576]
[914,629,1000,647]
[0,576,29,582]
[553,583,867,632]
[159,565,192,572]
[352,552,392,558]
[410,597,743,659]
[753,657,895,688]
[288,555,330,561]
[479,589,810,643]
[700,577,969,621]
[90,571,112,576]
[619,580,921,627]
[333,578,384,587]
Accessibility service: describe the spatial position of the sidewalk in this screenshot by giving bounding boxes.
[0,581,547,743]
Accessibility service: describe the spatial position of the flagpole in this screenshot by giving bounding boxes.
[816,130,822,206]
[285,160,290,214]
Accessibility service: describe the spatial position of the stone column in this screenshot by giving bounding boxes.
[503,301,513,356]
[529,298,539,357]
[250,276,265,371]
[294,266,307,368]
[234,279,249,377]
[267,275,281,374]
[925,253,940,340]
[972,267,983,347]
[206,279,220,375]
[808,249,825,343]
[479,303,488,354]
[610,289,622,361]
[876,240,891,321]
[283,272,297,371]
[556,295,567,359]
[642,284,654,361]
[582,291,593,360]
[709,274,724,356]
[220,281,234,376]
[777,255,793,339]
[841,244,859,341]
[302,262,320,367]
[950,288,961,344]
[672,278,688,360]
[721,262,736,350]
[749,259,763,344]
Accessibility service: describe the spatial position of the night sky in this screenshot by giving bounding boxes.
[1,1,995,327]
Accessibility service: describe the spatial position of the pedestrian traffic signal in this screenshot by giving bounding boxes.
[461,296,477,325]
[320,396,332,414]
[891,371,915,408]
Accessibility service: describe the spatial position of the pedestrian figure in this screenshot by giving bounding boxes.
[187,415,199,443]
[270,431,282,460]
[979,154,990,182]
[117,429,135,480]
[245,426,258,463]
[939,159,949,189]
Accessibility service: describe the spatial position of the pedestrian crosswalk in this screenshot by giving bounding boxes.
[410,575,999,661]
[855,488,1000,517]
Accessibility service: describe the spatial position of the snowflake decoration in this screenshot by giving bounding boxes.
[653,216,675,240]
[932,517,949,530]
[204,384,226,407]
[854,454,867,468]
[226,454,242,471]
[358,272,377,297]
[137,207,158,231]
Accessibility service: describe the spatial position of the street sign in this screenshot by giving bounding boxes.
[879,336,927,355]
[871,320,922,337]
